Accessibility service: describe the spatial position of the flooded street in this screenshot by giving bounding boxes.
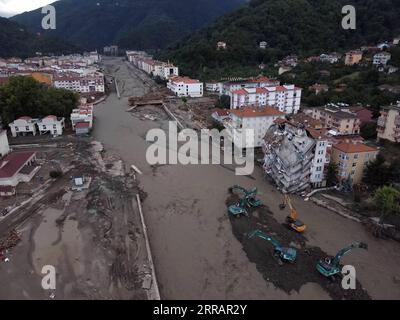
[93,57,400,300]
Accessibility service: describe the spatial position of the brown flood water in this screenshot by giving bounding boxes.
[93,57,400,300]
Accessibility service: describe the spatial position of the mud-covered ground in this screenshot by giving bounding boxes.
[226,192,370,300]
[0,139,154,300]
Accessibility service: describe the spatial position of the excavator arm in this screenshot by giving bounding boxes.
[331,242,368,266]
[284,195,299,221]
[248,230,280,248]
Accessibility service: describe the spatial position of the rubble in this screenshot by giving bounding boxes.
[263,122,315,193]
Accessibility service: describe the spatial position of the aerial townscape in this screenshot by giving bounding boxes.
[0,0,400,304]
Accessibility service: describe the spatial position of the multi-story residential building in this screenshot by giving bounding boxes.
[9,117,38,137]
[71,104,94,130]
[331,141,378,185]
[220,76,280,96]
[377,103,400,143]
[230,84,302,114]
[53,72,105,93]
[373,52,391,66]
[153,63,179,80]
[224,106,285,149]
[167,76,203,98]
[37,116,65,136]
[305,104,361,135]
[345,50,363,66]
[205,81,222,93]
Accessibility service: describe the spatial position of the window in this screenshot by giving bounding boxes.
[354,154,359,159]
[26,126,30,130]
[352,163,357,167]
[351,170,355,175]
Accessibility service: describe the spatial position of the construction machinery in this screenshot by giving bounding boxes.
[316,242,368,278]
[228,185,263,217]
[282,195,306,233]
[248,229,297,264]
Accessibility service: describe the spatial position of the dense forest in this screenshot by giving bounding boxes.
[160,0,400,79]
[11,0,246,50]
[0,17,79,58]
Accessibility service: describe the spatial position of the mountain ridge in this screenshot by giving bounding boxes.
[11,0,247,50]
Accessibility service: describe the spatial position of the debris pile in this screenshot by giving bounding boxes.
[0,230,21,253]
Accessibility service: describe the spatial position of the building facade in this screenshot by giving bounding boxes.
[167,77,203,98]
[9,117,38,137]
[331,142,378,185]
[37,116,65,136]
[224,106,285,149]
[230,85,302,114]
[377,103,400,143]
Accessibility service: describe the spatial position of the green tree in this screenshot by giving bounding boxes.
[326,162,339,187]
[0,76,78,125]
[363,154,391,188]
[373,186,400,223]
[216,94,230,109]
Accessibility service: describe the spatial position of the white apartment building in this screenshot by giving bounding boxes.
[153,64,179,80]
[221,76,280,96]
[9,117,38,137]
[224,106,285,149]
[37,116,65,136]
[167,77,203,98]
[206,81,222,93]
[231,85,302,114]
[309,133,330,188]
[54,73,105,93]
[373,52,391,66]
[0,130,10,158]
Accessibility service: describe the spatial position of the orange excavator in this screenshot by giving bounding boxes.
[280,195,306,233]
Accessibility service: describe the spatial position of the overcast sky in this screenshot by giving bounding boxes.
[0,0,56,18]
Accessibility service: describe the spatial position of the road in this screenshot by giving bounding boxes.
[93,57,400,300]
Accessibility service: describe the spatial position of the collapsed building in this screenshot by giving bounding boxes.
[263,121,316,193]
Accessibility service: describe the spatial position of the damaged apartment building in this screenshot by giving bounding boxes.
[263,120,319,193]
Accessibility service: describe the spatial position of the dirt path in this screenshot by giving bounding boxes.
[93,57,400,300]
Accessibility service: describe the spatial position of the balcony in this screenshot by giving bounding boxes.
[377,118,386,128]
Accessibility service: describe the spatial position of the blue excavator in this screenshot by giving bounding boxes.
[316,242,368,278]
[228,185,263,217]
[248,230,297,264]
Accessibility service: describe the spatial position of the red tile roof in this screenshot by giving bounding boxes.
[333,142,377,154]
[0,152,35,179]
[230,106,285,118]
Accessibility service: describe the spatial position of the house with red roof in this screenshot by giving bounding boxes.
[37,115,65,136]
[167,76,203,98]
[0,151,39,196]
[9,117,39,137]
